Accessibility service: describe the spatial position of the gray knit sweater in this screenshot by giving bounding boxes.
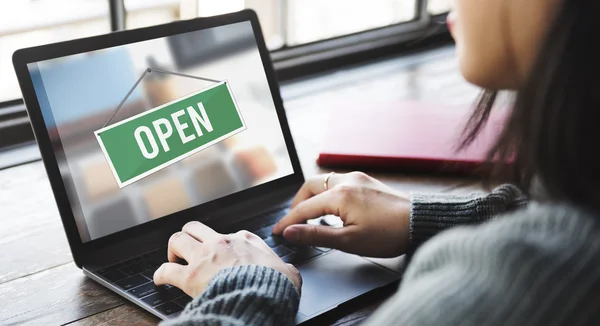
[162,184,600,325]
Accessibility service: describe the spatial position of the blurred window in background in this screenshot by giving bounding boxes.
[428,0,452,14]
[0,0,451,156]
[285,0,417,46]
[1,0,453,103]
[0,0,110,103]
[125,0,181,30]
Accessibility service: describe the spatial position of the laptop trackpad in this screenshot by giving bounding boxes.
[296,250,400,318]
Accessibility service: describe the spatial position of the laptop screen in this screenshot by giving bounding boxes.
[26,21,294,243]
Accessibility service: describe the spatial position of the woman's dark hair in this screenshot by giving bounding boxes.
[460,0,600,210]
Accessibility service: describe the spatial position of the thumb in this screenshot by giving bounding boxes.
[282,224,348,249]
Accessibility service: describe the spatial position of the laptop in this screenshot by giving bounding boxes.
[12,9,402,324]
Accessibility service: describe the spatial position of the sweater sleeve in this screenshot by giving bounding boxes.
[360,204,600,326]
[409,183,527,251]
[161,265,299,326]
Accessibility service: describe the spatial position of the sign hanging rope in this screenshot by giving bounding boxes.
[102,68,222,128]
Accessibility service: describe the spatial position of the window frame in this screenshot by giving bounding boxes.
[273,0,429,60]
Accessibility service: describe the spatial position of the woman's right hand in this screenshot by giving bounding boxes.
[272,172,411,258]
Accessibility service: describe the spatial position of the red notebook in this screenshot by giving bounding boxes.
[316,100,508,175]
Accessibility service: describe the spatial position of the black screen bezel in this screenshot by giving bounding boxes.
[12,9,304,266]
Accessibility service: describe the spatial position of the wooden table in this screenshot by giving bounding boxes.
[0,46,484,325]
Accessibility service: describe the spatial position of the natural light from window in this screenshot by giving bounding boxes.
[0,0,452,103]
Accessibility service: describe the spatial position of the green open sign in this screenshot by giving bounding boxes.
[95,81,245,187]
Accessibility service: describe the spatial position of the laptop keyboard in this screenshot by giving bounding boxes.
[97,249,190,316]
[96,207,331,317]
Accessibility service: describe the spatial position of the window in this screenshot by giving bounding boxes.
[0,0,111,103]
[428,0,452,15]
[0,0,452,104]
[122,0,448,50]
[285,0,417,46]
[124,0,286,50]
[125,0,181,30]
[1,0,448,104]
[0,0,451,155]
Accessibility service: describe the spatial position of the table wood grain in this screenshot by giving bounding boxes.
[0,46,485,326]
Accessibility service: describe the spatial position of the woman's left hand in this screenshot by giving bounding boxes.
[153,221,302,298]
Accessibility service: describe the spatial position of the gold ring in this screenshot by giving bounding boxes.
[324,172,335,191]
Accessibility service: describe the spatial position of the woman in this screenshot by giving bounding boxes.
[155,0,600,325]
